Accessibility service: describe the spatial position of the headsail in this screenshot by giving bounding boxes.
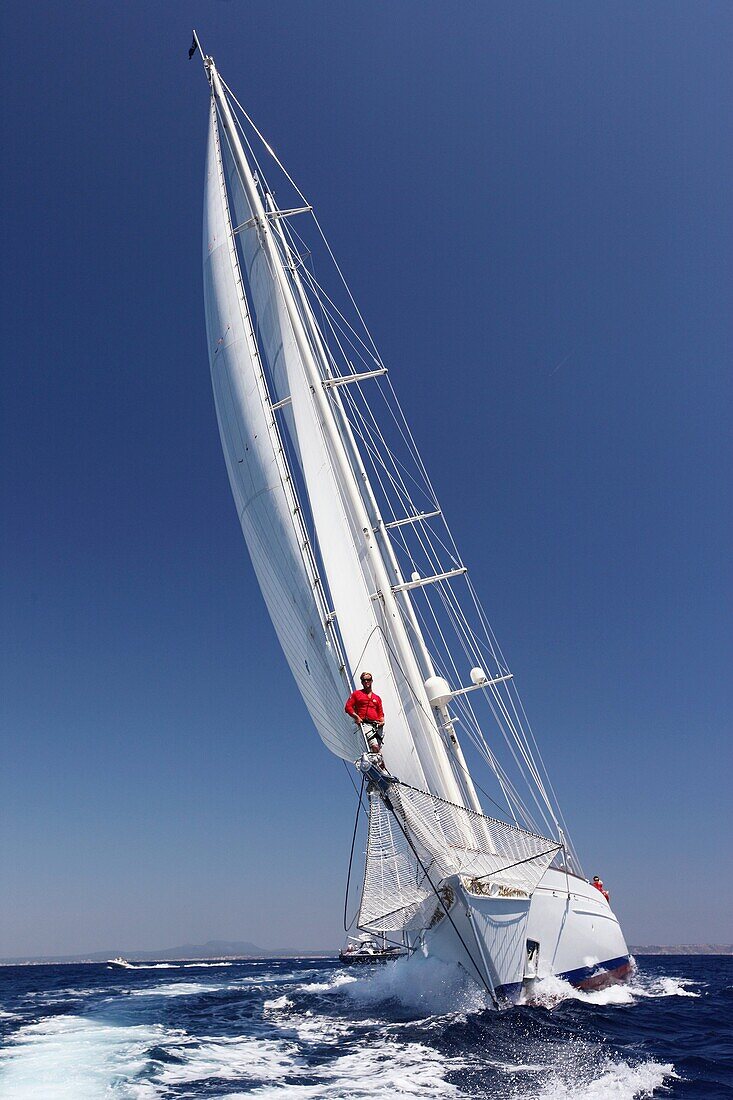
[203,100,358,761]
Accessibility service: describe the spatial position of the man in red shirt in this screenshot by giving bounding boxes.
[592,876,610,902]
[345,672,385,754]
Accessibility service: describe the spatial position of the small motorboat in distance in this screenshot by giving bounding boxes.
[339,935,405,965]
[107,957,134,969]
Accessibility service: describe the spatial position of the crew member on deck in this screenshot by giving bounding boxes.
[592,876,610,902]
[345,672,385,754]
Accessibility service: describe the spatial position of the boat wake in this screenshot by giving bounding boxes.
[108,960,234,970]
[1,957,719,1099]
[0,1007,679,1100]
[0,1014,175,1099]
[126,980,220,998]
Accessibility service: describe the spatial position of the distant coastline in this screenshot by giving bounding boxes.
[2,940,732,965]
[0,939,333,966]
[630,945,733,956]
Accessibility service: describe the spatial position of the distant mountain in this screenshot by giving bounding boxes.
[630,944,733,955]
[0,939,335,965]
[142,940,273,960]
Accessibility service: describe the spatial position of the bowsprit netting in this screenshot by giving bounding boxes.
[357,789,435,933]
[358,783,562,933]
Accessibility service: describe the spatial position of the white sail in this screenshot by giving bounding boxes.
[203,101,359,761]
[211,77,465,800]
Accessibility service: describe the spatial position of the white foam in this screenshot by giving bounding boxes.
[113,963,179,970]
[527,968,702,1008]
[0,1013,177,1099]
[243,1039,467,1098]
[127,981,215,998]
[0,958,688,1099]
[289,956,490,1018]
[139,1027,466,1098]
[225,971,303,986]
[0,1012,676,1100]
[149,1033,302,1088]
[527,973,637,1007]
[343,955,490,1017]
[182,961,233,968]
[292,1012,359,1046]
[118,961,233,969]
[263,994,294,1010]
[297,973,357,994]
[633,975,701,999]
[527,1057,678,1099]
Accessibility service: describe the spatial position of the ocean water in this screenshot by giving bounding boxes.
[0,955,730,1098]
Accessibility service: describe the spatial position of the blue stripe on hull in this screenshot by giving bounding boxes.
[560,953,632,987]
[495,953,632,1001]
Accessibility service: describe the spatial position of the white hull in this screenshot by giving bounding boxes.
[411,866,631,1002]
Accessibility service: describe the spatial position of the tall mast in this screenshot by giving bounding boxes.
[207,61,467,806]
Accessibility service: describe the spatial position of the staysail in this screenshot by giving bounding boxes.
[203,100,359,761]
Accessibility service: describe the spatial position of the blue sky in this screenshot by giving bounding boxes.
[1,1,730,957]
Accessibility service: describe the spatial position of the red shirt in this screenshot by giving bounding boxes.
[345,689,384,724]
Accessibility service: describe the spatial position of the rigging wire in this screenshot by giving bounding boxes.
[218,78,582,865]
[343,773,366,932]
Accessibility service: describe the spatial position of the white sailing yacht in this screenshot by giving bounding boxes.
[195,38,631,1004]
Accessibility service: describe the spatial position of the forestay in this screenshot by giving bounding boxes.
[203,102,359,761]
[358,784,561,933]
